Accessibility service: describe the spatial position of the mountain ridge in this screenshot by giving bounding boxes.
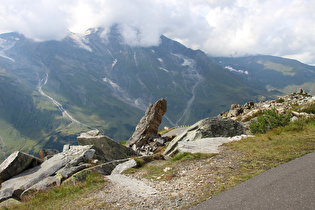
[0,27,314,159]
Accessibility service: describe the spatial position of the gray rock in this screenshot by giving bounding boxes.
[111,159,137,175]
[39,149,59,161]
[0,145,95,202]
[126,98,167,149]
[63,144,70,152]
[163,117,244,156]
[92,159,129,175]
[0,151,42,181]
[20,176,57,198]
[77,130,136,162]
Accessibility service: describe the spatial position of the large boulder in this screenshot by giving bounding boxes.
[0,145,95,202]
[77,130,137,162]
[0,151,42,182]
[164,117,244,156]
[126,98,167,150]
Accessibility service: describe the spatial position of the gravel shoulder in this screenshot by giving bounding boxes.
[81,145,246,209]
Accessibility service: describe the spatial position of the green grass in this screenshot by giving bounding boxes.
[5,117,315,209]
[10,172,105,210]
[194,116,315,205]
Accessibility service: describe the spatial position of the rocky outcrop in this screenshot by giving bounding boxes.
[0,145,95,202]
[126,98,167,151]
[77,130,137,162]
[0,151,42,181]
[164,117,244,156]
[219,90,315,132]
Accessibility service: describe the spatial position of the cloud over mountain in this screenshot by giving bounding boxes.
[1,0,314,64]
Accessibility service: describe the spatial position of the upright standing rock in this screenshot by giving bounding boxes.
[126,98,167,150]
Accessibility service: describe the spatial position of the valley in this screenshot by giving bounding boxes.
[0,28,314,159]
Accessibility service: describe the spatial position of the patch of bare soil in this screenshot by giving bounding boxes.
[81,146,246,209]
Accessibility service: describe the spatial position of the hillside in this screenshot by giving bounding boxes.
[1,27,314,160]
[1,91,314,209]
[212,55,315,95]
[0,28,276,159]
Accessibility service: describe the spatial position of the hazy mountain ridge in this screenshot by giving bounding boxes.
[212,55,315,95]
[1,27,313,159]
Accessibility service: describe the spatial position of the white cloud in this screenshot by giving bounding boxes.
[0,0,315,64]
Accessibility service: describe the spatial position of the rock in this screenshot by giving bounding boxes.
[111,159,137,175]
[163,117,244,156]
[20,176,57,198]
[0,151,42,181]
[126,98,167,149]
[91,159,130,175]
[77,130,137,162]
[39,149,59,161]
[56,163,92,185]
[0,145,95,202]
[63,144,70,152]
[0,198,21,208]
[62,169,93,186]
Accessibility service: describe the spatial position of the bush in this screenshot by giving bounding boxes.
[299,103,315,114]
[276,98,285,103]
[250,109,291,134]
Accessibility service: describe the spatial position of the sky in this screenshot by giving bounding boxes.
[1,0,315,65]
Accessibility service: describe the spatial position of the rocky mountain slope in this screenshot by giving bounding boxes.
[0,26,314,160]
[212,55,315,94]
[0,90,313,209]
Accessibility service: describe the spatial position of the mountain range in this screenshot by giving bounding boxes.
[0,26,314,160]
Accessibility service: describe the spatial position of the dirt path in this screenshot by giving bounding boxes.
[107,174,158,197]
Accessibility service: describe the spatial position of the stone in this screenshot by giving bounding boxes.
[0,198,21,208]
[56,163,92,185]
[77,130,137,162]
[91,159,129,175]
[0,151,42,181]
[126,98,167,149]
[39,149,59,161]
[163,117,244,156]
[111,159,137,175]
[63,144,70,152]
[20,176,57,198]
[0,145,96,202]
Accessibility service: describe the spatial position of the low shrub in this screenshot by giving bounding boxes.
[250,109,291,134]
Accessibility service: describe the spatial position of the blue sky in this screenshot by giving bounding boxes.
[1,0,314,64]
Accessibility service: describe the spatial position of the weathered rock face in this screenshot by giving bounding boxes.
[0,151,42,181]
[0,145,95,202]
[126,98,167,150]
[77,130,137,162]
[163,117,244,156]
[39,149,59,161]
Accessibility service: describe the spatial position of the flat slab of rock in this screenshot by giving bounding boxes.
[0,145,95,202]
[178,135,252,154]
[77,130,137,162]
[126,98,167,149]
[0,151,42,181]
[164,117,244,156]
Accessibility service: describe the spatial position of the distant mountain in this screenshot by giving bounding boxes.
[211,55,315,95]
[1,27,303,159]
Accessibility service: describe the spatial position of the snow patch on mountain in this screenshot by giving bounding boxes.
[0,38,15,62]
[159,67,169,72]
[224,66,248,75]
[112,59,117,68]
[103,77,120,89]
[69,33,93,52]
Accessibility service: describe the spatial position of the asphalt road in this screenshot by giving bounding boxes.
[191,152,315,210]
